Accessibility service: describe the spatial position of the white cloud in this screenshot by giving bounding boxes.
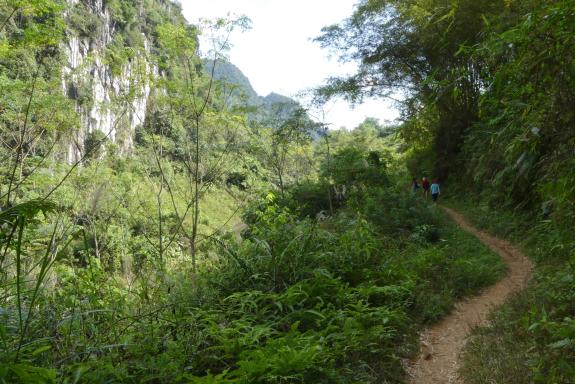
[180,0,400,129]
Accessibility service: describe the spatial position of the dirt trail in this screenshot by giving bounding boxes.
[406,206,533,384]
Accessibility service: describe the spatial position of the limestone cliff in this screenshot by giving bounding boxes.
[61,0,183,161]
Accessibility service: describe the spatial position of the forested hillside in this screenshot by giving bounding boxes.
[0,0,573,383]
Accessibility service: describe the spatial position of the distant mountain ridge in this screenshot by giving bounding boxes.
[203,59,300,120]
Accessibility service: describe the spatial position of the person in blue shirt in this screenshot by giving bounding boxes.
[430,179,440,202]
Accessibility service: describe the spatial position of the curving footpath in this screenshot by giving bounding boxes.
[406,206,533,384]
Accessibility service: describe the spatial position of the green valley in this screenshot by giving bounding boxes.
[0,0,573,383]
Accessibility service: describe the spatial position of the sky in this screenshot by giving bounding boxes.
[180,0,400,130]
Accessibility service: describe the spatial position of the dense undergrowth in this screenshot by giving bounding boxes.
[0,170,506,383]
[5,0,572,381]
[446,197,575,384]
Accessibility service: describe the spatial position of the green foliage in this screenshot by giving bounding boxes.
[448,198,575,383]
[0,363,56,384]
[321,0,574,221]
[319,3,575,379]
[326,147,387,190]
[0,0,65,51]
[0,199,56,223]
[67,1,103,39]
[107,0,138,31]
[0,147,506,384]
[0,199,58,384]
[0,1,519,383]
[461,1,575,219]
[250,107,316,196]
[287,181,334,218]
[315,0,502,178]
[104,34,137,76]
[83,130,108,162]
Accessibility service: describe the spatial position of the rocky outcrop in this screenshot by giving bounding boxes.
[62,0,155,161]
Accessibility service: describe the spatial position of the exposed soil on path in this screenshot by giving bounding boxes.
[406,206,533,384]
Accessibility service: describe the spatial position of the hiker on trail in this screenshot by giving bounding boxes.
[421,177,430,199]
[431,179,440,202]
[411,178,420,195]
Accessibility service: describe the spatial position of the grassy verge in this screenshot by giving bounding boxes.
[445,198,575,384]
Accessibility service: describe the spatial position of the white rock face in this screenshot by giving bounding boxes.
[62,0,156,162]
